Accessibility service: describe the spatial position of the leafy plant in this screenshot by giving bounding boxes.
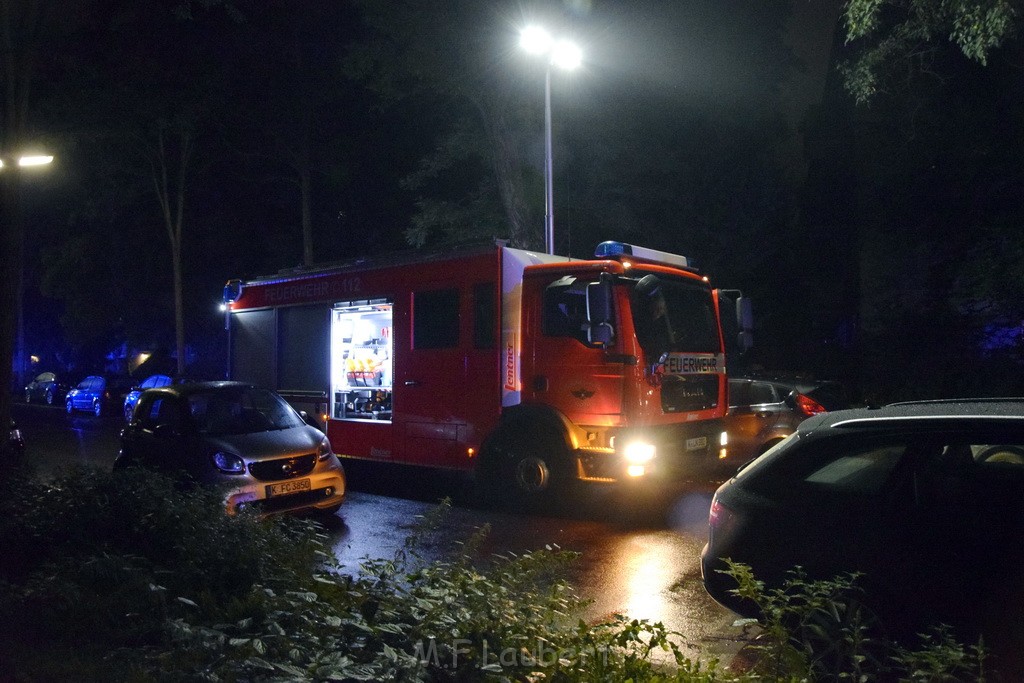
[0,466,993,681]
[720,559,988,681]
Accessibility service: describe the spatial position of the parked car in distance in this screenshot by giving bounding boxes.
[24,371,69,406]
[702,398,1024,670]
[123,374,174,421]
[65,375,133,417]
[724,375,851,463]
[114,381,346,517]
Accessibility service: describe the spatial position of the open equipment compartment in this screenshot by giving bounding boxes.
[331,300,393,421]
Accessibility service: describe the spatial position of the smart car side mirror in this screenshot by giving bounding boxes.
[299,410,322,429]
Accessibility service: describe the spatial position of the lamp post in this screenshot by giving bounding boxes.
[519,26,581,255]
[2,153,53,393]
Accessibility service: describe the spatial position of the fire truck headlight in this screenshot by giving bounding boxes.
[623,441,656,465]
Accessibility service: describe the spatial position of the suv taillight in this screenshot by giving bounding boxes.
[795,393,827,417]
[708,497,739,541]
[709,498,726,527]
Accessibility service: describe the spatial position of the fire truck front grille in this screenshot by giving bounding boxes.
[249,453,316,481]
[660,375,720,413]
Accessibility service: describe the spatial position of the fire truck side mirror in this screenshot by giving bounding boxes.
[736,295,753,353]
[717,289,754,354]
[586,278,615,347]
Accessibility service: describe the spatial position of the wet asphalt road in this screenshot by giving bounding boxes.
[10,401,748,667]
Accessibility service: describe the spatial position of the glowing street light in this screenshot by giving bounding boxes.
[519,25,581,255]
[0,154,53,169]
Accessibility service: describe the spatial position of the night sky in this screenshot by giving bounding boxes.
[12,0,1024,402]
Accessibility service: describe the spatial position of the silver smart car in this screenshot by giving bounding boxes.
[115,381,345,517]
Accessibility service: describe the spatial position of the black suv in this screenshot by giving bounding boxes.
[703,398,1024,676]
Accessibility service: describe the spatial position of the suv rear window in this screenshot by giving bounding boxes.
[741,427,1024,498]
[802,444,905,494]
[739,433,912,496]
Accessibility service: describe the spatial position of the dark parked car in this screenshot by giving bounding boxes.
[702,398,1024,670]
[724,376,851,463]
[115,381,346,517]
[123,373,174,421]
[24,371,69,406]
[65,375,133,417]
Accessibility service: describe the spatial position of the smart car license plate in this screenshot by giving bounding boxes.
[685,436,708,451]
[267,479,311,497]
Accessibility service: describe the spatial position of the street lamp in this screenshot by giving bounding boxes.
[2,152,53,393]
[520,26,581,255]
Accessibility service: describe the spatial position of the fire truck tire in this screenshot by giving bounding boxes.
[480,427,571,508]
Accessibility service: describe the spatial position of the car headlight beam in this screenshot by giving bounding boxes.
[623,441,656,465]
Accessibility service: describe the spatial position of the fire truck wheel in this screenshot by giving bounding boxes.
[481,428,571,508]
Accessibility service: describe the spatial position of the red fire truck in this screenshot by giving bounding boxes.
[223,239,750,503]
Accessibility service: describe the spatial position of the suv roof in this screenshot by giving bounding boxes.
[798,398,1024,434]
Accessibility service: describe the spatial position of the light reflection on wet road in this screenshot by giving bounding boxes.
[14,402,749,668]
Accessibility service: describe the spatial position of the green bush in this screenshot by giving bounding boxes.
[720,559,989,681]
[0,467,987,681]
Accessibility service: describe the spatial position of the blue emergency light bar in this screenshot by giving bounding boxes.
[594,241,690,269]
[223,279,243,303]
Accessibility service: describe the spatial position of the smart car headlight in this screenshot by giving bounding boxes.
[212,451,245,474]
[317,436,333,461]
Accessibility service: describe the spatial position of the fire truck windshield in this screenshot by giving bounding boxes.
[632,275,720,362]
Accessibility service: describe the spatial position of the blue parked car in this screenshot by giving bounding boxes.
[24,371,70,406]
[123,374,174,421]
[66,375,133,418]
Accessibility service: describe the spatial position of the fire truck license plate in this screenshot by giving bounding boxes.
[267,479,311,497]
[685,436,708,451]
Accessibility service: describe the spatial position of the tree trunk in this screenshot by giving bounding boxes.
[301,163,313,266]
[488,109,536,250]
[0,173,19,461]
[172,236,185,376]
[152,125,192,378]
[0,0,44,462]
[300,99,314,266]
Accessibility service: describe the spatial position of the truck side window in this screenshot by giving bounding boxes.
[413,288,459,349]
[543,279,591,345]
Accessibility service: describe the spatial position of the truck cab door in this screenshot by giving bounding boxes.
[522,274,626,427]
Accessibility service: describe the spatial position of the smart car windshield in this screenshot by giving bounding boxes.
[188,387,304,435]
